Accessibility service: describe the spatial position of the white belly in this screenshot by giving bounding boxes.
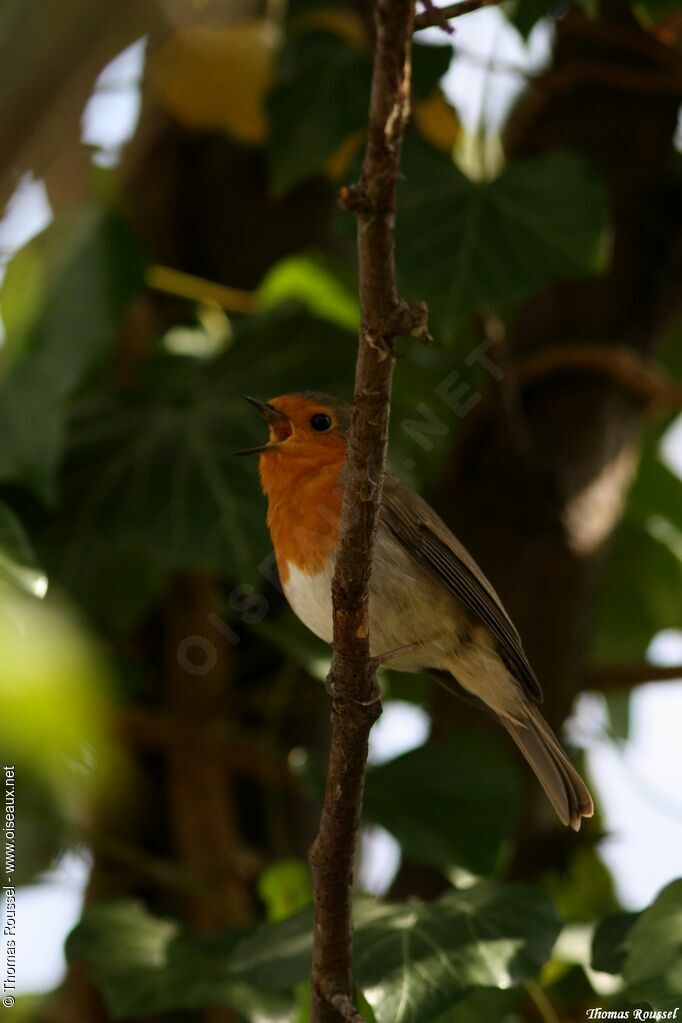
[281,532,466,673]
[282,562,335,645]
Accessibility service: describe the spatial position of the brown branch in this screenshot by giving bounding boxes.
[516,343,682,409]
[308,1,428,1021]
[584,662,682,692]
[414,0,502,32]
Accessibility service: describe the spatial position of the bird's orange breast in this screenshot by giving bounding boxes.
[259,445,345,584]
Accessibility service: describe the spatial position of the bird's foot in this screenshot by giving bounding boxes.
[371,639,422,669]
[324,671,381,707]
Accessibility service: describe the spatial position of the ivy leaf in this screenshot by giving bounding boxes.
[71,884,560,1022]
[591,911,640,975]
[623,880,682,1011]
[267,32,371,193]
[353,884,560,1023]
[363,730,521,876]
[231,883,560,1023]
[397,140,606,339]
[66,900,293,1021]
[266,34,452,193]
[0,206,146,500]
[38,308,355,621]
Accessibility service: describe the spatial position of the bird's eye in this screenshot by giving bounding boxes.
[309,413,332,433]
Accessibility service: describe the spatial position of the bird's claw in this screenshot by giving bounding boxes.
[370,639,422,669]
[324,671,381,707]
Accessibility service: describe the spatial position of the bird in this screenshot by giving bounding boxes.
[237,391,594,831]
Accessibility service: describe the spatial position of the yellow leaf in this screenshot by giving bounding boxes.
[324,129,364,181]
[148,21,281,142]
[414,90,460,154]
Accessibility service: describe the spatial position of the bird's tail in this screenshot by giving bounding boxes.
[503,703,594,830]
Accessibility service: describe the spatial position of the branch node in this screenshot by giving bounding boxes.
[416,0,455,33]
[414,0,499,32]
[325,670,382,709]
[389,300,432,345]
[328,991,366,1023]
[338,184,374,216]
[363,329,394,360]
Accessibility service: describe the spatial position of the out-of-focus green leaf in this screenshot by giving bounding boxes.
[412,41,453,100]
[0,582,114,802]
[266,34,452,193]
[231,882,560,1023]
[11,767,68,884]
[258,859,313,921]
[258,253,359,330]
[605,690,631,742]
[267,31,371,192]
[396,140,606,339]
[623,879,682,1011]
[508,0,558,39]
[0,500,46,596]
[544,846,618,924]
[363,730,521,876]
[72,884,560,1021]
[628,438,682,531]
[592,517,682,662]
[591,911,640,975]
[37,307,355,621]
[67,900,293,1021]
[432,987,522,1023]
[0,206,146,500]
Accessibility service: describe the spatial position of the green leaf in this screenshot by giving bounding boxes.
[0,501,46,596]
[352,884,561,1023]
[544,846,618,925]
[363,730,521,876]
[71,884,560,1021]
[508,0,558,39]
[396,140,606,338]
[591,911,640,975]
[258,253,360,331]
[257,859,313,921]
[432,986,522,1023]
[38,308,356,618]
[67,900,293,1020]
[628,438,682,532]
[267,32,371,192]
[0,582,113,804]
[228,902,315,989]
[231,883,560,1023]
[0,206,146,499]
[592,517,682,662]
[623,880,682,1012]
[412,41,453,101]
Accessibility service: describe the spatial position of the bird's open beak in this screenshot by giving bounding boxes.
[234,396,291,455]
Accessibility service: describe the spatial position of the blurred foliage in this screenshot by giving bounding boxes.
[363,729,521,876]
[69,882,560,1023]
[0,0,680,1020]
[397,141,607,338]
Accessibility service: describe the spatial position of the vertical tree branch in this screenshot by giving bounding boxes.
[308,1,430,1020]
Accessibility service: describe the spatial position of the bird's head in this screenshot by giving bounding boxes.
[236,392,351,464]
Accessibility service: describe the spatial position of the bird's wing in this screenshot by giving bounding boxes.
[380,473,543,703]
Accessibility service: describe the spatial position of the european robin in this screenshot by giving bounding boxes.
[239,392,594,830]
